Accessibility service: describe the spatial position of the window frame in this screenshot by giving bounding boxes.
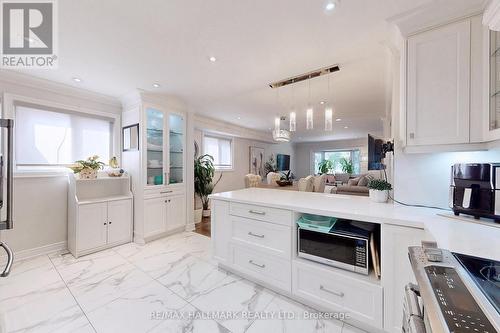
[202,133,234,171]
[4,93,120,175]
[312,148,361,175]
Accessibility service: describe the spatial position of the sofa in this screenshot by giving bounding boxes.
[333,170,383,196]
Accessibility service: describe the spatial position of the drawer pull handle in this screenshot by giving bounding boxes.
[248,210,266,215]
[320,285,344,297]
[161,190,173,194]
[248,232,265,238]
[248,260,265,268]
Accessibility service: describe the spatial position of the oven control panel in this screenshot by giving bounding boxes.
[425,266,496,333]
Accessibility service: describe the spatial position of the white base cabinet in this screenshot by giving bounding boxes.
[68,173,133,258]
[143,191,187,240]
[381,224,426,333]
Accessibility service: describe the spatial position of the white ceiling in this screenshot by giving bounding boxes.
[16,0,436,142]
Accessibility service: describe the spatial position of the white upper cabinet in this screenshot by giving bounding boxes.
[407,20,471,146]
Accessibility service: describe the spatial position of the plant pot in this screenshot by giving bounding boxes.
[79,168,98,179]
[202,209,211,217]
[369,189,389,203]
[194,209,203,223]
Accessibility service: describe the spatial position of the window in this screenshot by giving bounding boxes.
[15,105,113,167]
[203,134,233,170]
[314,149,361,174]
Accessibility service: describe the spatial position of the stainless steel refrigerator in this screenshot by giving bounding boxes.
[0,119,14,277]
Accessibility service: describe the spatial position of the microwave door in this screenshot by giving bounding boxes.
[0,119,14,277]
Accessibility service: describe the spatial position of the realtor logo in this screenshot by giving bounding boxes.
[1,0,57,68]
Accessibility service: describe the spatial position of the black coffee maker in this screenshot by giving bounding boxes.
[450,163,500,222]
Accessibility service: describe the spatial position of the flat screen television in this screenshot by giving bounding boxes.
[368,134,384,170]
[276,154,290,171]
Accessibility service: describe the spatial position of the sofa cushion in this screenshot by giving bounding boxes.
[337,185,369,194]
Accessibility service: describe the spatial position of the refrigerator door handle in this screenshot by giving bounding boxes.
[0,242,13,277]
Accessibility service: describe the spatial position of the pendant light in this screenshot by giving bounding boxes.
[325,76,333,131]
[306,80,313,130]
[289,111,296,132]
[325,107,333,131]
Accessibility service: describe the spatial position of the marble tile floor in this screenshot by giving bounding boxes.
[0,232,367,333]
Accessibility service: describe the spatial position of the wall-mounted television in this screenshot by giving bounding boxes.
[276,154,290,171]
[368,134,384,170]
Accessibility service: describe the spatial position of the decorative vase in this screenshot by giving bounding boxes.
[194,209,203,223]
[79,168,98,179]
[369,189,389,203]
[202,209,211,218]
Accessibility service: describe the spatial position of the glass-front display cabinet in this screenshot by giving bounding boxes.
[145,107,184,187]
[490,31,500,131]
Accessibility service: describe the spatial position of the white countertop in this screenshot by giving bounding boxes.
[210,188,500,261]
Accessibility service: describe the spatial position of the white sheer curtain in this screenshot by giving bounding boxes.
[15,106,112,166]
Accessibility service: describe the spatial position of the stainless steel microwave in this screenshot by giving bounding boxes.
[297,222,370,275]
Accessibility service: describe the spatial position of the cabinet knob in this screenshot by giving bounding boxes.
[409,132,415,139]
[109,221,112,225]
[104,223,107,225]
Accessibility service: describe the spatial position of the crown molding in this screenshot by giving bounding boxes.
[0,70,121,109]
[194,114,274,143]
[483,0,500,30]
[120,89,188,112]
[387,0,487,37]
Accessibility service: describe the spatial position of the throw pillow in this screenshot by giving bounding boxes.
[358,175,369,187]
[347,177,360,186]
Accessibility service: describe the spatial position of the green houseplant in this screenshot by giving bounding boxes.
[339,158,354,175]
[367,179,392,203]
[194,154,222,217]
[317,159,333,175]
[69,155,105,179]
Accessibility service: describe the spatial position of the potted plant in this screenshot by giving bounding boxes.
[367,179,392,203]
[276,170,293,186]
[317,159,333,175]
[264,155,278,175]
[194,154,222,218]
[339,158,354,176]
[69,155,105,179]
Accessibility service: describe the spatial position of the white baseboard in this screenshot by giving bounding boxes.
[185,223,195,232]
[0,241,68,264]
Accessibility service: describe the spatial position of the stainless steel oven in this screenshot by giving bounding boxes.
[297,221,370,275]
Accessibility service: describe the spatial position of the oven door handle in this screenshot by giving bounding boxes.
[0,242,13,277]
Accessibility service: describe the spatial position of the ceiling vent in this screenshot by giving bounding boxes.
[269,64,340,89]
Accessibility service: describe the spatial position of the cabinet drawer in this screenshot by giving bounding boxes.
[230,243,291,292]
[229,202,292,226]
[292,260,383,328]
[144,186,185,199]
[231,216,291,258]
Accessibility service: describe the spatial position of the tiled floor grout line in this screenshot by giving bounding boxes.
[47,254,99,333]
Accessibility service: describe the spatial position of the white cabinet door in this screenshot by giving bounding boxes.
[77,202,107,252]
[382,224,426,333]
[211,200,232,263]
[144,196,166,238]
[407,20,471,146]
[166,194,186,231]
[107,199,132,244]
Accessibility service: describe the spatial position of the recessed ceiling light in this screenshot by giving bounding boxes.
[325,2,336,11]
[209,56,217,62]
[344,126,348,129]
[72,77,82,83]
[237,116,241,120]
[152,83,161,88]
[319,101,326,105]
[336,118,342,122]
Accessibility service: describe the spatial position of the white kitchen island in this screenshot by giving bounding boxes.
[209,188,500,333]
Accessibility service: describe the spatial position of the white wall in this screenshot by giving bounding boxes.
[394,149,500,209]
[294,138,368,178]
[0,72,122,255]
[194,128,295,194]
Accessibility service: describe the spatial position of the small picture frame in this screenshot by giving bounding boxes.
[123,124,139,151]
